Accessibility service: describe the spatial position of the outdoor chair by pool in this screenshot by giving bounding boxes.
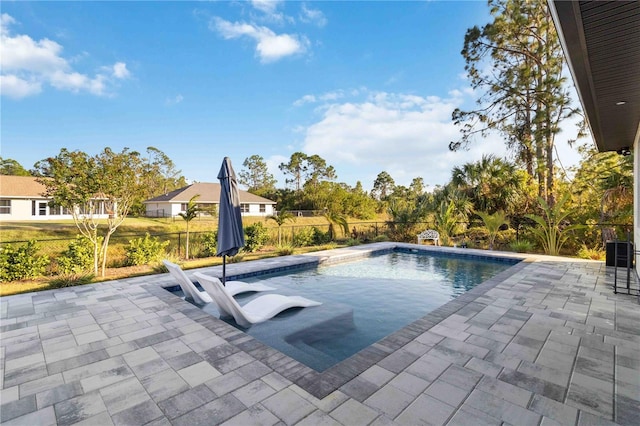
[193,272,322,328]
[163,260,274,305]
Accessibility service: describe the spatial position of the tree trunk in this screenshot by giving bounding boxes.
[185,223,190,260]
[100,232,114,277]
[545,128,555,208]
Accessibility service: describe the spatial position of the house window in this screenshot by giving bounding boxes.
[259,204,266,213]
[0,199,10,214]
[39,202,47,216]
[50,205,70,215]
[240,204,249,213]
[181,203,188,211]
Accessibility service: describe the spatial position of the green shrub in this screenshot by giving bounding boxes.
[345,238,361,246]
[318,243,337,251]
[125,233,170,266]
[0,240,50,282]
[577,245,605,260]
[373,234,390,242]
[48,273,94,289]
[509,239,534,253]
[200,231,217,257]
[277,245,295,256]
[244,223,268,252]
[292,227,315,247]
[57,236,95,274]
[312,227,331,245]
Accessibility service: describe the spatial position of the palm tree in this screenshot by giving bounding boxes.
[526,194,582,256]
[450,154,525,215]
[178,195,201,259]
[434,201,464,247]
[475,210,508,250]
[266,210,296,246]
[323,209,349,241]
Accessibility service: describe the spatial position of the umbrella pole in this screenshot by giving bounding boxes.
[222,255,226,286]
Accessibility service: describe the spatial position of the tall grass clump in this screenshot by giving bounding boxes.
[577,245,605,261]
[509,240,534,253]
[48,273,95,289]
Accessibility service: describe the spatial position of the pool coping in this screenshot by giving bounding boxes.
[152,242,531,399]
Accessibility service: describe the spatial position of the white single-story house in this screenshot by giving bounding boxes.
[143,182,276,218]
[0,175,110,221]
[550,1,639,276]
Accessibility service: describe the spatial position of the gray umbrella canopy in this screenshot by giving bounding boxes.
[216,157,245,283]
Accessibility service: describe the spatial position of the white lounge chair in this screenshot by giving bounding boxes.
[193,272,322,328]
[163,260,274,305]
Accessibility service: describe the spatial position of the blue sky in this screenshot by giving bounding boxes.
[1,1,587,191]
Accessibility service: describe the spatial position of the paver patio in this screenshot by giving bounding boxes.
[1,243,638,425]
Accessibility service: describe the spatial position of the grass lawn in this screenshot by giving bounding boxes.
[0,215,350,242]
[0,215,389,296]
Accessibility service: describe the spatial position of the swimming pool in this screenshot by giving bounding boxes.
[171,248,519,372]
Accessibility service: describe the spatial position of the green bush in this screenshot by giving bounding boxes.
[293,227,315,247]
[373,234,390,242]
[277,245,295,255]
[509,239,534,253]
[345,238,361,246]
[0,240,50,282]
[125,233,170,266]
[577,245,605,260]
[318,243,337,251]
[57,236,95,274]
[312,227,331,245]
[244,223,268,252]
[201,231,217,257]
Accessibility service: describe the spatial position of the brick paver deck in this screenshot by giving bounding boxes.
[1,243,638,425]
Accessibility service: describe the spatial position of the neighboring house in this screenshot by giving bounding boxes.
[0,175,110,221]
[143,182,276,218]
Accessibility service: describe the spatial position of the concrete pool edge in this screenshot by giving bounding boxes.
[154,243,533,399]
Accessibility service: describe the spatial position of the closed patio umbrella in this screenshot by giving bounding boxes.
[216,157,245,285]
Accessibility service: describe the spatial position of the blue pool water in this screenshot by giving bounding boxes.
[181,250,517,371]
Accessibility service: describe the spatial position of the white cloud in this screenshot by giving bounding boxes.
[1,13,15,35]
[211,17,308,63]
[249,0,292,25]
[299,4,327,27]
[251,0,282,15]
[112,62,130,79]
[293,90,344,106]
[49,70,107,95]
[0,74,42,98]
[296,89,519,189]
[0,14,130,99]
[293,94,316,106]
[165,94,184,106]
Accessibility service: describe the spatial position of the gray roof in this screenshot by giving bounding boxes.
[143,182,275,204]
